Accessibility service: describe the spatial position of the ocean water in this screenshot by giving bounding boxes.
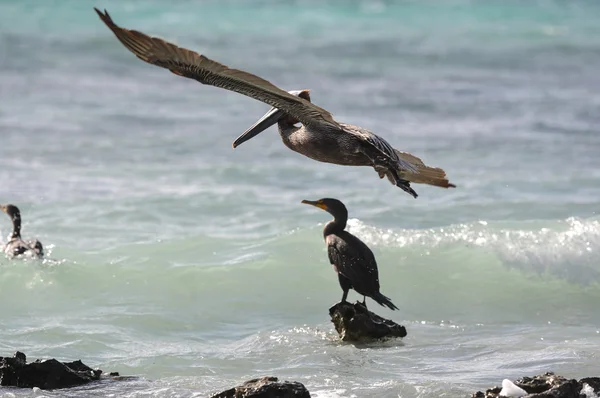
[1,0,600,396]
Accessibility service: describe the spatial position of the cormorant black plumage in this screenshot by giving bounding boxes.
[1,204,43,259]
[302,198,398,310]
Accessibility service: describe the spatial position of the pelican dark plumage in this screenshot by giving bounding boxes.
[94,8,455,198]
[1,204,44,259]
[302,198,398,310]
[236,89,457,198]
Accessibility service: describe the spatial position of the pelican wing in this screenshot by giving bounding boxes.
[94,8,341,131]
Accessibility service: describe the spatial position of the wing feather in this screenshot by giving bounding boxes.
[94,8,341,131]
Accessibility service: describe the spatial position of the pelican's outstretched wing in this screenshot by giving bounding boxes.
[94,8,341,131]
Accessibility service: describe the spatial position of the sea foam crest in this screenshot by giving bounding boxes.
[347,216,600,284]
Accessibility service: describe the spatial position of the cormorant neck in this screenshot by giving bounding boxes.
[10,213,21,240]
[323,214,347,237]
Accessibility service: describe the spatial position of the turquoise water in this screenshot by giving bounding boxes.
[1,1,600,397]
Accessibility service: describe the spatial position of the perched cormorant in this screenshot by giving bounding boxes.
[0,204,44,259]
[93,8,456,198]
[302,198,398,310]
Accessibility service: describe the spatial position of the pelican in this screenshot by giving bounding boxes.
[1,204,44,259]
[94,9,455,198]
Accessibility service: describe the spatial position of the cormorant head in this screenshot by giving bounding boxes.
[301,198,348,221]
[232,89,311,148]
[0,204,21,221]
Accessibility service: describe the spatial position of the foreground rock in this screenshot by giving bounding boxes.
[211,376,310,398]
[472,372,600,397]
[0,351,121,390]
[329,301,407,342]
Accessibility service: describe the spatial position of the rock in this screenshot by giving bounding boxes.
[0,351,121,390]
[471,372,600,398]
[580,377,600,392]
[515,373,568,394]
[527,379,579,398]
[329,301,407,342]
[211,376,310,398]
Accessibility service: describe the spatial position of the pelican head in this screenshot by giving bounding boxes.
[232,89,311,148]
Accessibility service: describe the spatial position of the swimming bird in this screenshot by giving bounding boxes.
[302,198,398,310]
[94,8,455,198]
[1,204,44,259]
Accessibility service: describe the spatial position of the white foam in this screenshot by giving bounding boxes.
[346,216,600,284]
[581,383,600,398]
[312,389,347,398]
[499,379,527,397]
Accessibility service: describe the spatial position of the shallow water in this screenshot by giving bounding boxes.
[1,0,600,397]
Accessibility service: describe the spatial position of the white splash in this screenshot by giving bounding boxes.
[581,383,600,398]
[499,379,527,397]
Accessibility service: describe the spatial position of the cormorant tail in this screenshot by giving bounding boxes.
[394,150,456,188]
[372,292,399,311]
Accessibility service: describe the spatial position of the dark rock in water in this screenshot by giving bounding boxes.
[515,372,568,394]
[580,377,600,393]
[211,376,310,398]
[329,301,407,342]
[471,372,600,398]
[0,351,121,390]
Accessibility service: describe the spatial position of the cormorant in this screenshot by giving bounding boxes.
[302,198,398,310]
[0,204,44,259]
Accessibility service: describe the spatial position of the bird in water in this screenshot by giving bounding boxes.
[302,198,398,310]
[0,204,44,259]
[94,9,455,198]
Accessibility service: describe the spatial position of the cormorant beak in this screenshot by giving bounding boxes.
[0,205,6,214]
[232,89,308,149]
[232,106,284,148]
[301,199,327,211]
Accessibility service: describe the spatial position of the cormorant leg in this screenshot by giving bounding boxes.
[338,274,352,304]
[362,296,368,309]
[341,289,349,303]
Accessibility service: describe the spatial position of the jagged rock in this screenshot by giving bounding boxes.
[211,376,310,398]
[516,373,569,394]
[471,372,600,398]
[329,301,407,342]
[0,351,121,390]
[527,379,579,398]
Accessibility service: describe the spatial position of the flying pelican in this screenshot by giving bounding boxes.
[302,198,398,310]
[1,204,44,259]
[94,8,455,198]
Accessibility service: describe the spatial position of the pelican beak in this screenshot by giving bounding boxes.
[232,107,284,148]
[301,199,327,210]
[232,89,308,149]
